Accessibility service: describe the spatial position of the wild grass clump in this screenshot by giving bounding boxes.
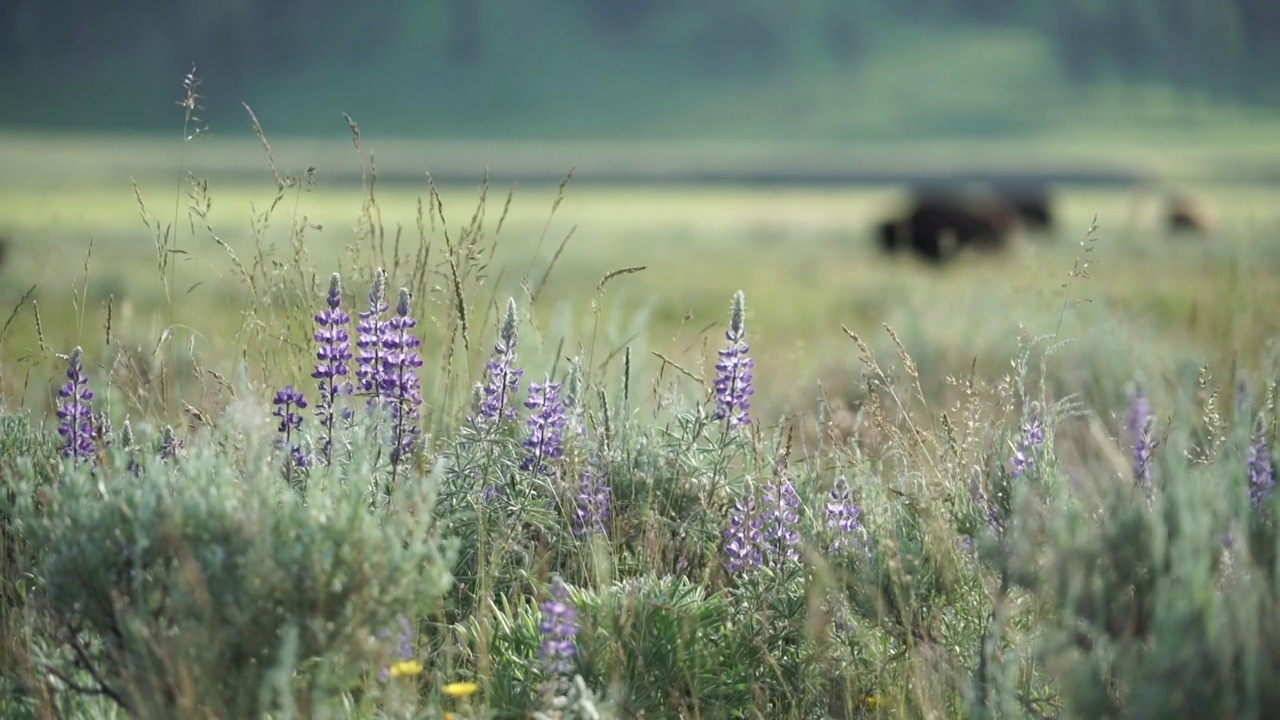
[4,80,1280,719]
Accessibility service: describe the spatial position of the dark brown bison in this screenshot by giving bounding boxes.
[1167,193,1212,234]
[992,181,1054,230]
[877,191,1021,264]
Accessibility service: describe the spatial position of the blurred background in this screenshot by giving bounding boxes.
[1,0,1280,421]
[1,0,1279,141]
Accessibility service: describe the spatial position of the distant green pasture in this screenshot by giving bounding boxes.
[2,135,1280,426]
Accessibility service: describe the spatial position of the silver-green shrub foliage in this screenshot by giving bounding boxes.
[11,403,455,719]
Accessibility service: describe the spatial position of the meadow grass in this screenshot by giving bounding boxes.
[3,112,1280,719]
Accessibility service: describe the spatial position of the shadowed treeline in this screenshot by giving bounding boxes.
[0,0,1277,138]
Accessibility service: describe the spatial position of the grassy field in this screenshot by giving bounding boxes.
[4,130,1280,719]
[2,132,1280,424]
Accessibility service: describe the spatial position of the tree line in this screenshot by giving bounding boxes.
[1,0,1275,114]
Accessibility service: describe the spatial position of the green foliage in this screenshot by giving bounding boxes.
[9,411,455,719]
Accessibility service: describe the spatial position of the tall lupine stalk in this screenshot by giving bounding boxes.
[1248,427,1274,509]
[355,269,390,406]
[312,273,353,465]
[56,347,96,462]
[724,486,765,574]
[473,298,524,431]
[523,376,568,476]
[1010,411,1046,479]
[760,475,802,569]
[712,290,754,428]
[825,476,863,553]
[538,577,580,712]
[272,385,308,478]
[573,452,612,538]
[1128,387,1155,489]
[381,287,424,466]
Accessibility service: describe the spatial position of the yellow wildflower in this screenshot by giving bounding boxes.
[443,681,480,698]
[861,694,882,711]
[389,660,424,678]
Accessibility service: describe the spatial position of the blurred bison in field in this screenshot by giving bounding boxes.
[991,180,1055,231]
[877,189,1022,264]
[1167,192,1212,234]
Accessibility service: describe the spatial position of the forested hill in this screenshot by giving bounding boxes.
[0,0,1275,139]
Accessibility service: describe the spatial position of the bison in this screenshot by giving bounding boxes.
[1167,192,1212,234]
[991,180,1055,231]
[877,189,1022,264]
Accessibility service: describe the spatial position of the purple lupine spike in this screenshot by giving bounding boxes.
[761,477,802,567]
[55,347,96,462]
[377,615,416,682]
[539,577,579,679]
[712,290,754,428]
[1128,387,1155,488]
[1248,429,1274,509]
[380,287,424,463]
[272,385,308,471]
[472,298,524,429]
[1010,413,1046,478]
[313,272,353,464]
[355,269,390,401]
[522,376,567,475]
[724,488,765,574]
[158,424,182,461]
[573,453,612,537]
[825,476,863,553]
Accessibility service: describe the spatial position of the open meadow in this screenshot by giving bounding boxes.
[4,127,1280,719]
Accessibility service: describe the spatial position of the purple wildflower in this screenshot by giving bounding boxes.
[473,298,524,429]
[272,385,309,472]
[377,615,416,682]
[380,288,424,463]
[1248,429,1274,509]
[724,489,765,573]
[573,454,612,537]
[158,425,182,461]
[825,476,863,553]
[312,272,353,464]
[1128,387,1155,488]
[55,347,96,462]
[711,290,754,428]
[761,476,802,567]
[1010,413,1046,478]
[539,577,579,679]
[522,376,567,475]
[355,269,390,402]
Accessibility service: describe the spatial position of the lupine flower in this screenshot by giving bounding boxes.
[313,272,353,464]
[158,424,182,460]
[711,290,754,428]
[473,298,523,429]
[825,476,863,552]
[523,376,567,475]
[761,476,802,567]
[355,269,390,401]
[377,615,416,682]
[573,454,612,537]
[1010,412,1045,478]
[1128,387,1155,488]
[55,347,96,462]
[1248,429,1274,509]
[272,385,309,471]
[724,488,764,573]
[381,287,424,462]
[538,577,579,680]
